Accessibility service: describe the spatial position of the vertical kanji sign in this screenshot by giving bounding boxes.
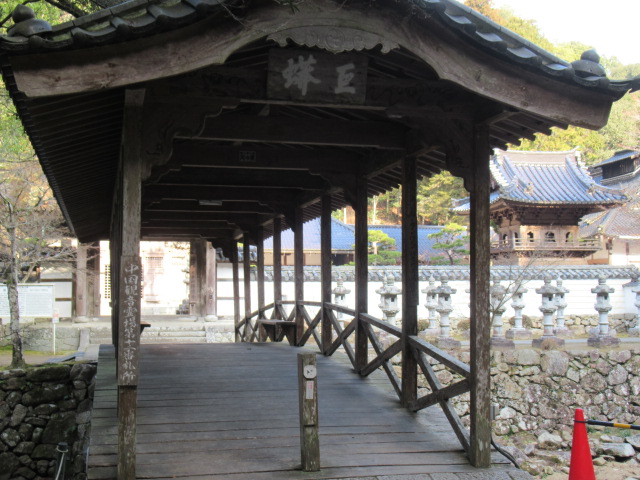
[268,49,368,104]
[118,255,141,386]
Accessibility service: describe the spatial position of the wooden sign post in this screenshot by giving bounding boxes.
[298,353,320,471]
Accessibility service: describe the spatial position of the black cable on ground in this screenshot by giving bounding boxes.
[491,434,521,469]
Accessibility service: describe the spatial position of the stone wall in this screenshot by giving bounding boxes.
[0,363,97,480]
[423,348,640,437]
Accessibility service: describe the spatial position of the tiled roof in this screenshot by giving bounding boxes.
[580,203,640,239]
[263,217,355,252]
[369,225,446,258]
[453,149,627,212]
[1,0,638,96]
[592,149,640,168]
[262,264,640,282]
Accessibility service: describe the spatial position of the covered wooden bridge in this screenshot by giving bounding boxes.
[1,0,637,477]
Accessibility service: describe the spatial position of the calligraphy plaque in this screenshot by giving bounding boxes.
[118,256,141,386]
[267,48,367,104]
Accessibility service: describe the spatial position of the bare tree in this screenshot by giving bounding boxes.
[0,154,75,368]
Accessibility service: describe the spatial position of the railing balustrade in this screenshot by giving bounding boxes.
[490,237,601,251]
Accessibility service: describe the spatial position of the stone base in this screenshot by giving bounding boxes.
[204,315,219,322]
[419,328,440,339]
[554,327,572,338]
[433,336,461,350]
[73,316,90,323]
[490,336,515,349]
[532,336,565,349]
[505,328,532,340]
[628,327,640,337]
[587,335,620,348]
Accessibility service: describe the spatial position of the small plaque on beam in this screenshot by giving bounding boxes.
[268,49,367,104]
[239,150,257,163]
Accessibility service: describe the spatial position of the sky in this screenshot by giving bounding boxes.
[491,0,640,66]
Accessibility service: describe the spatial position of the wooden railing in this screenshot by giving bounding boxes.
[237,300,471,454]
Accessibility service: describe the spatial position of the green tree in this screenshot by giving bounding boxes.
[417,172,467,226]
[428,223,470,265]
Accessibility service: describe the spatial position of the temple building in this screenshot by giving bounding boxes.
[453,149,627,265]
[581,150,640,265]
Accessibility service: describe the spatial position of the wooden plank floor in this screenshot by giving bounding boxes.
[88,343,516,479]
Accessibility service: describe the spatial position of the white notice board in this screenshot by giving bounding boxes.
[0,284,55,318]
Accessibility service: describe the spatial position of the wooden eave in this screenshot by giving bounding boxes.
[0,0,633,244]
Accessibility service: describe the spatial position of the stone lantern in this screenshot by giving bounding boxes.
[434,277,460,349]
[532,276,564,348]
[490,280,514,349]
[588,275,620,347]
[506,282,531,340]
[554,278,570,337]
[377,275,401,327]
[332,275,351,323]
[421,276,439,337]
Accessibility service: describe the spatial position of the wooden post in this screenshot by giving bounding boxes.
[321,195,332,354]
[188,241,197,315]
[75,243,88,322]
[257,227,265,315]
[232,241,240,342]
[243,236,252,322]
[193,238,207,319]
[354,175,368,372]
[273,217,282,319]
[88,242,101,318]
[401,157,418,407]
[298,353,320,471]
[204,242,217,321]
[294,207,304,343]
[469,124,492,468]
[117,88,145,480]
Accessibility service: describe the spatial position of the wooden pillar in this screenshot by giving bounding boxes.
[294,207,304,342]
[191,239,207,319]
[88,242,101,318]
[469,124,492,467]
[117,88,145,480]
[257,227,265,316]
[75,243,88,322]
[354,175,368,372]
[273,217,282,319]
[243,236,252,321]
[321,195,332,354]
[205,242,217,321]
[232,241,241,342]
[401,157,418,407]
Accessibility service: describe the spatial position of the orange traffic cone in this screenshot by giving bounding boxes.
[568,408,596,480]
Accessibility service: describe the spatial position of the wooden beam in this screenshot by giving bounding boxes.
[192,239,207,318]
[294,207,304,342]
[321,194,332,354]
[117,88,145,480]
[401,156,418,408]
[273,217,283,319]
[143,185,305,203]
[354,174,368,372]
[173,144,360,174]
[183,115,407,150]
[257,226,265,336]
[469,124,492,468]
[143,212,271,224]
[145,200,278,215]
[153,169,329,190]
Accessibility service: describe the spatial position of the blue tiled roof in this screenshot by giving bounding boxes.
[264,217,355,251]
[368,225,446,258]
[263,220,446,258]
[453,150,627,212]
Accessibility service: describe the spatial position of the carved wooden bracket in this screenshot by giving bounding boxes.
[141,97,239,180]
[268,26,399,55]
